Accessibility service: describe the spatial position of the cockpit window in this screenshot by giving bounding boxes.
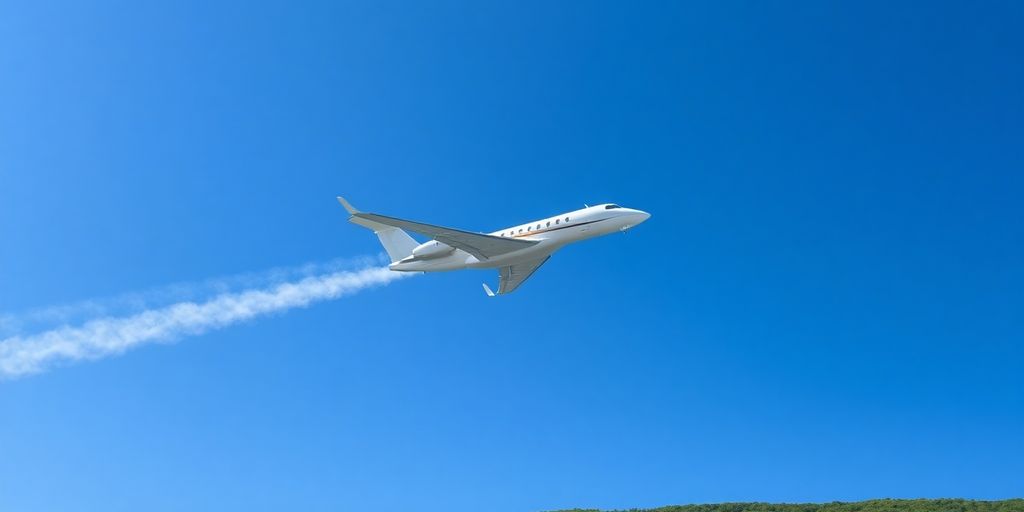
[605,204,622,209]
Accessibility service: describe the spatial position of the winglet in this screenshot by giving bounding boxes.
[336,196,360,214]
[482,283,497,297]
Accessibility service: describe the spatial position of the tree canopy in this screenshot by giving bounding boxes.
[554,499,1024,512]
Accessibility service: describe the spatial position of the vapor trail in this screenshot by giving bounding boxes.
[0,265,410,379]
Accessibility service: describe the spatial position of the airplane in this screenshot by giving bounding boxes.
[337,196,651,296]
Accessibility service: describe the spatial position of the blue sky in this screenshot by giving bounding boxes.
[1,1,1023,511]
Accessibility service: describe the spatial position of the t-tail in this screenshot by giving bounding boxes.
[337,196,418,263]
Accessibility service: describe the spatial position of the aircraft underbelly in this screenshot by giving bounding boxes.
[465,240,558,269]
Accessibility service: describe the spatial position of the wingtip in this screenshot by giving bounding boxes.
[336,196,359,214]
[482,283,497,297]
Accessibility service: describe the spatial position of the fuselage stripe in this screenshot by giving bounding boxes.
[501,218,607,239]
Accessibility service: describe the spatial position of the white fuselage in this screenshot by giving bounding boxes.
[390,204,651,272]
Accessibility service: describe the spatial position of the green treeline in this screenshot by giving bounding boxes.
[555,499,1024,512]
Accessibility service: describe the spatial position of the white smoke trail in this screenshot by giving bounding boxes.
[0,265,411,379]
[0,256,382,336]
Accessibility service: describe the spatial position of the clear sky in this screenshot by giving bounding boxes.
[1,1,1022,511]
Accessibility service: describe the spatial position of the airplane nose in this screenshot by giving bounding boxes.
[618,209,650,232]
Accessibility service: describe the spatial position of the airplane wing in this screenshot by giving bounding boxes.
[483,256,551,296]
[352,212,537,261]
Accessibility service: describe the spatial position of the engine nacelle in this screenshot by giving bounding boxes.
[412,240,455,259]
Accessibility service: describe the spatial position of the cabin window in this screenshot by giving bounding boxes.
[555,219,560,225]
[546,221,550,227]
[565,217,570,222]
[536,224,541,230]
[518,228,523,233]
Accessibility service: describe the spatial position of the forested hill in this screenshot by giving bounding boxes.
[554,499,1024,512]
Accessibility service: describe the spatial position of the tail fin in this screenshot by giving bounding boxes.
[337,196,419,263]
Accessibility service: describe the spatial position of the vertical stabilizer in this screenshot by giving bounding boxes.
[337,196,418,263]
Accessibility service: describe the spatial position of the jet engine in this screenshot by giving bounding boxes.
[412,240,455,259]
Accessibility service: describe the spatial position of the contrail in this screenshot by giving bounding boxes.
[0,257,381,336]
[0,264,411,379]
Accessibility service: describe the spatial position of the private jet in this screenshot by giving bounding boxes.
[337,197,650,296]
